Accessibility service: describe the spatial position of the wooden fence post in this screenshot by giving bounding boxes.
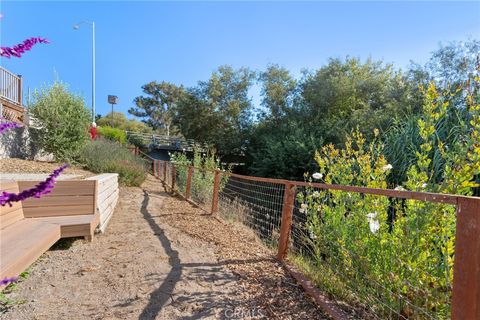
[277,182,296,261]
[163,161,167,181]
[185,166,193,199]
[211,170,221,214]
[171,165,176,191]
[452,197,480,320]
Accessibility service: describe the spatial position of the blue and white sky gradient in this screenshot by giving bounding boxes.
[1,1,479,117]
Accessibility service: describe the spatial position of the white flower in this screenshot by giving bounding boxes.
[308,230,317,240]
[369,219,380,234]
[366,212,378,220]
[312,173,323,180]
[394,186,406,191]
[421,183,428,188]
[312,191,320,198]
[299,203,308,214]
[382,164,393,171]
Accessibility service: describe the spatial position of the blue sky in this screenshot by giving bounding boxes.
[1,1,479,118]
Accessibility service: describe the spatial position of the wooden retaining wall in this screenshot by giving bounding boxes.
[86,174,119,233]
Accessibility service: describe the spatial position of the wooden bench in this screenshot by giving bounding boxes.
[0,179,99,280]
[18,180,100,241]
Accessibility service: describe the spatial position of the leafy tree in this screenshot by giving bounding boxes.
[299,57,417,145]
[258,64,297,121]
[29,81,91,161]
[174,65,256,156]
[129,81,185,135]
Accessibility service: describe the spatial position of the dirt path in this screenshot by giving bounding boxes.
[1,176,326,319]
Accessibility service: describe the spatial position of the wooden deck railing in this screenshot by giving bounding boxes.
[0,66,25,123]
[149,158,480,320]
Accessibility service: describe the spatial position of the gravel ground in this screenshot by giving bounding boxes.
[0,175,327,319]
[0,159,95,178]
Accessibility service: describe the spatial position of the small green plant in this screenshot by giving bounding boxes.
[97,126,127,144]
[170,149,230,205]
[28,81,91,162]
[80,139,146,186]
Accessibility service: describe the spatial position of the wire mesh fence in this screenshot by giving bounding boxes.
[189,167,215,212]
[148,159,480,320]
[290,185,455,319]
[218,175,285,250]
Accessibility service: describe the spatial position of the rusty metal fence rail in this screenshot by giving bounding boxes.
[148,159,480,320]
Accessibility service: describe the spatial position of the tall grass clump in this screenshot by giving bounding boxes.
[80,139,146,186]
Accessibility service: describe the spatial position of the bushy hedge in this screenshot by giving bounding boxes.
[97,126,127,144]
[28,81,91,161]
[79,139,146,186]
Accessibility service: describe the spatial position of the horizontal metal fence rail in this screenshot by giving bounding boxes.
[148,159,480,320]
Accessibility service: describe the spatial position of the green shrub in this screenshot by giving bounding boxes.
[97,126,127,144]
[80,139,146,186]
[170,149,230,205]
[294,78,480,318]
[28,81,91,161]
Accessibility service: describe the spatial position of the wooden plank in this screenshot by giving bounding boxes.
[18,180,96,196]
[22,195,94,207]
[22,205,95,218]
[98,190,118,213]
[32,214,100,238]
[99,198,116,222]
[97,182,118,203]
[0,180,19,191]
[86,174,118,188]
[0,209,24,229]
[0,220,60,279]
[0,200,22,216]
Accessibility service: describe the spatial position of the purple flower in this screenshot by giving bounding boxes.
[0,164,69,207]
[0,37,49,59]
[0,120,22,134]
[0,277,18,287]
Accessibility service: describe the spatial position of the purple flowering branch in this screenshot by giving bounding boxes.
[0,164,69,207]
[0,119,22,134]
[0,277,18,287]
[0,37,49,59]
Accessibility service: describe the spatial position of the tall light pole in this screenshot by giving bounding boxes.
[73,21,96,123]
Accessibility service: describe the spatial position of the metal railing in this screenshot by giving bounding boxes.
[149,159,480,320]
[0,66,22,105]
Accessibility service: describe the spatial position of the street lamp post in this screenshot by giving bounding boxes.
[73,21,96,123]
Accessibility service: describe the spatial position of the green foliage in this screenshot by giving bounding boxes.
[174,65,256,157]
[246,122,322,180]
[80,139,146,186]
[28,81,91,161]
[96,111,152,133]
[97,126,126,144]
[259,64,297,121]
[294,77,480,318]
[300,57,419,145]
[130,81,185,135]
[171,149,230,205]
[298,130,455,318]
